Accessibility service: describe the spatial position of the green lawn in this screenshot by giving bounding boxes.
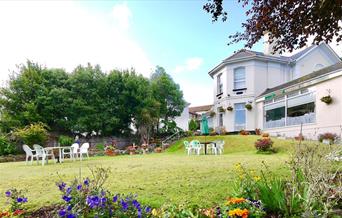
[0,135,296,211]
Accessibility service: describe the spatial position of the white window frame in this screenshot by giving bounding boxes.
[233,67,246,90]
[217,74,223,94]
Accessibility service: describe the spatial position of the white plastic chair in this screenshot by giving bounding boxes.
[33,144,55,166]
[184,141,193,155]
[62,143,79,161]
[22,144,38,165]
[79,143,89,160]
[190,140,202,155]
[211,140,224,155]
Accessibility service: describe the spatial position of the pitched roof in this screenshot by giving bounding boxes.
[189,104,213,113]
[223,49,290,62]
[258,62,342,97]
[289,45,315,60]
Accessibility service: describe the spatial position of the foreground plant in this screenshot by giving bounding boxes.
[0,189,28,218]
[56,167,152,218]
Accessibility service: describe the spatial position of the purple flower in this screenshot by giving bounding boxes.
[138,209,142,218]
[112,195,118,203]
[5,191,11,197]
[58,182,66,191]
[87,195,100,208]
[17,197,23,203]
[23,197,28,203]
[83,178,89,186]
[145,206,151,213]
[67,214,76,218]
[76,185,82,191]
[66,187,72,195]
[59,209,66,217]
[67,205,72,211]
[121,199,128,211]
[62,195,72,202]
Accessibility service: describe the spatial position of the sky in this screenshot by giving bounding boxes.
[0,1,341,107]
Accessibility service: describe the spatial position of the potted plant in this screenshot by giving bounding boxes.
[245,103,252,110]
[104,145,116,156]
[141,143,148,154]
[227,106,233,111]
[209,111,216,117]
[218,107,225,113]
[320,95,333,104]
[127,145,136,155]
[318,132,338,145]
[154,146,162,153]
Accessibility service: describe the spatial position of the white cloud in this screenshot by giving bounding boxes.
[174,57,203,74]
[111,2,132,30]
[0,1,153,85]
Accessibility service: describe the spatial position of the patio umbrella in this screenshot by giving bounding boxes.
[201,114,209,143]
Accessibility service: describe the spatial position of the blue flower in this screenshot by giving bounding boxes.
[145,206,151,213]
[87,195,100,208]
[59,209,66,217]
[83,178,89,186]
[112,195,118,203]
[67,214,76,218]
[62,195,72,202]
[76,185,82,191]
[5,191,11,197]
[137,209,142,218]
[58,182,66,191]
[66,187,72,195]
[17,197,23,203]
[67,205,72,211]
[23,197,28,203]
[121,199,128,211]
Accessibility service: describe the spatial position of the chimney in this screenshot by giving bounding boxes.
[263,32,280,56]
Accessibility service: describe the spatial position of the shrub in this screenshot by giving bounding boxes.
[58,135,74,146]
[318,132,338,143]
[188,119,198,132]
[255,138,273,152]
[261,132,269,138]
[239,130,250,135]
[255,128,262,135]
[0,135,16,156]
[12,123,49,146]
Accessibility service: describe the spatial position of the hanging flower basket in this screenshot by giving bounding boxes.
[209,111,216,117]
[320,95,333,104]
[218,107,226,113]
[245,104,252,110]
[227,106,233,111]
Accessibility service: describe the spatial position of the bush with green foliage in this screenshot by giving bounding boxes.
[0,135,16,156]
[58,135,74,146]
[188,119,198,132]
[12,123,49,146]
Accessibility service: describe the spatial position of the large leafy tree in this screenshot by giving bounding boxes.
[150,66,186,133]
[204,0,342,53]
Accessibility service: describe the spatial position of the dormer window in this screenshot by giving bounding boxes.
[217,73,223,95]
[233,67,246,90]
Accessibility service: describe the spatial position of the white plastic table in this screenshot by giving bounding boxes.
[44,146,74,163]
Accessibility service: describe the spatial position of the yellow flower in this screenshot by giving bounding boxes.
[152,208,158,216]
[253,176,261,181]
[226,197,246,205]
[228,208,249,218]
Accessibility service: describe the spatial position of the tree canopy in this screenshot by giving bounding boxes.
[204,0,342,53]
[0,62,186,140]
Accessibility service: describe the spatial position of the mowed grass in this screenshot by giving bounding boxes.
[0,135,295,211]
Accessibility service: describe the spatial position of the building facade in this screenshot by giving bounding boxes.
[209,42,342,139]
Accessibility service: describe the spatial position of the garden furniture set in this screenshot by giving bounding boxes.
[184,140,224,155]
[23,143,90,166]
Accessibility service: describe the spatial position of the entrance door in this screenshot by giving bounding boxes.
[234,103,246,131]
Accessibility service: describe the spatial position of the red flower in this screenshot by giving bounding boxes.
[13,209,25,216]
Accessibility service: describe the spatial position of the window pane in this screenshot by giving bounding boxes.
[287,102,315,125]
[287,92,315,108]
[234,103,246,130]
[265,106,285,128]
[219,113,223,126]
[234,67,246,89]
